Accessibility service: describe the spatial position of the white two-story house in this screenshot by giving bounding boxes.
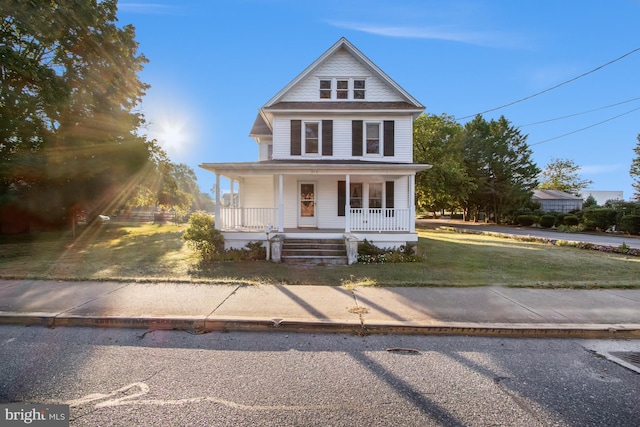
[200,38,430,263]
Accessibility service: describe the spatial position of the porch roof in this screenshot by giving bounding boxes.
[199,159,432,179]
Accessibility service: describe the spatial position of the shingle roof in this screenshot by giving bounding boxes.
[532,190,583,200]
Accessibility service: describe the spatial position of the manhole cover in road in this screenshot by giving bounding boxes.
[609,352,640,369]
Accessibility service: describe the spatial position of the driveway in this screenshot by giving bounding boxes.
[417,219,640,250]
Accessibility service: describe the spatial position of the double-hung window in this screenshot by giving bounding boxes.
[366,122,381,155]
[319,78,366,100]
[304,122,319,155]
[369,183,383,209]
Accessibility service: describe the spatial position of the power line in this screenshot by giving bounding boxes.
[456,46,640,121]
[529,105,640,146]
[520,96,640,127]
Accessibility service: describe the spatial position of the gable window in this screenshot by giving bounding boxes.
[319,80,331,99]
[366,123,380,155]
[354,79,365,99]
[337,80,349,99]
[318,78,367,100]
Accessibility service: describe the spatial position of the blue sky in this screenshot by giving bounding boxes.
[117,0,640,200]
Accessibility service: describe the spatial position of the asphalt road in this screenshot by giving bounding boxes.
[1,326,638,426]
[419,219,640,249]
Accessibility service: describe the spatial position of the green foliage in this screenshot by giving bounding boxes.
[539,215,555,229]
[182,212,224,261]
[516,215,538,226]
[357,239,424,263]
[583,195,599,208]
[563,214,580,226]
[1,0,151,229]
[538,158,592,195]
[462,115,540,223]
[413,114,474,214]
[619,215,640,235]
[583,208,617,232]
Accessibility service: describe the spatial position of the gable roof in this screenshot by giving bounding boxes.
[263,37,424,110]
[532,190,583,200]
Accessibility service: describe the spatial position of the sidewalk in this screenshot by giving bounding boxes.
[1,279,639,338]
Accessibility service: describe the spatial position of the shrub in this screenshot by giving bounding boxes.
[563,214,580,226]
[583,208,616,231]
[182,212,224,261]
[619,214,640,235]
[516,215,537,226]
[539,215,555,229]
[554,214,566,228]
[357,240,424,263]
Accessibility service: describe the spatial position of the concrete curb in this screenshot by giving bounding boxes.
[2,314,640,339]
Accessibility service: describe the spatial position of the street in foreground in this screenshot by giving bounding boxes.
[1,326,638,426]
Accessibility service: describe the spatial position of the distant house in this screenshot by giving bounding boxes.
[580,190,624,206]
[532,190,583,213]
[199,38,430,262]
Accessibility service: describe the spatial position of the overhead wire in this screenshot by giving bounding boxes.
[519,96,640,127]
[529,105,640,146]
[455,46,640,121]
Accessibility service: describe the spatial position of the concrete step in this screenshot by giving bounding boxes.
[281,238,348,265]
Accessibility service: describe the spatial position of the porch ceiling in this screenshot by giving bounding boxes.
[199,159,431,179]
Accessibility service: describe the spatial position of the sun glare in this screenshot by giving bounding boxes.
[150,115,192,157]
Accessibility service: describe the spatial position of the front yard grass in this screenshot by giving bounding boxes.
[1,221,639,288]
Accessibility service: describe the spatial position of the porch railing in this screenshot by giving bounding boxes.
[349,208,411,232]
[217,207,278,231]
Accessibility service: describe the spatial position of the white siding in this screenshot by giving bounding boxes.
[272,114,413,162]
[241,177,274,208]
[282,49,404,103]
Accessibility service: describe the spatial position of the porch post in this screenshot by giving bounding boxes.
[230,179,235,207]
[278,174,284,232]
[345,174,351,233]
[409,174,416,232]
[214,173,221,229]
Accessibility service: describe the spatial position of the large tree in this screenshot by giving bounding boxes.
[413,113,474,215]
[631,134,640,201]
[538,158,592,195]
[462,115,540,223]
[0,0,150,231]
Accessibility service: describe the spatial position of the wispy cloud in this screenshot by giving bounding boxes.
[118,3,176,15]
[580,163,627,174]
[327,20,525,48]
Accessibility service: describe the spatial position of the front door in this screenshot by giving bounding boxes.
[298,182,317,228]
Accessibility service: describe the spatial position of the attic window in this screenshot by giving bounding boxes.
[320,80,331,99]
[354,80,365,99]
[337,80,349,99]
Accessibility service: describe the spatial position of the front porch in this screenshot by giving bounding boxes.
[216,207,413,233]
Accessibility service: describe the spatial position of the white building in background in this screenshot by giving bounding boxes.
[580,190,624,206]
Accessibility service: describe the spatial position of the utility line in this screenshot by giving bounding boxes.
[456,46,640,121]
[529,105,640,146]
[520,96,640,127]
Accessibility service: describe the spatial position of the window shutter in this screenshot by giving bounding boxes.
[338,181,346,216]
[383,120,394,157]
[385,181,395,208]
[291,120,301,156]
[352,120,363,156]
[322,120,333,156]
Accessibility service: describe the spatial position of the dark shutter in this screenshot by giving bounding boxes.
[352,120,363,156]
[291,120,301,156]
[338,181,346,216]
[383,120,394,157]
[322,120,333,156]
[385,181,395,217]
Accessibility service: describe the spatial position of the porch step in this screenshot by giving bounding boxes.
[281,238,348,265]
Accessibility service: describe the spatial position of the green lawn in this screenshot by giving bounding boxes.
[1,221,639,288]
